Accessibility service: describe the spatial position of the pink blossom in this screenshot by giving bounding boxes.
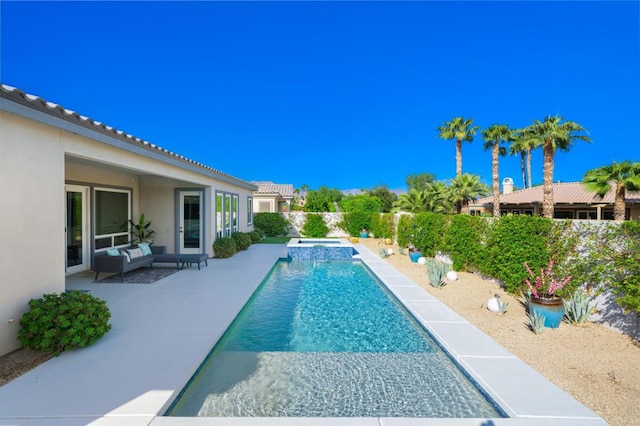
[523,260,571,298]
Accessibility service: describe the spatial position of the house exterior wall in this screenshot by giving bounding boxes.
[0,111,66,355]
[253,195,277,213]
[0,100,256,356]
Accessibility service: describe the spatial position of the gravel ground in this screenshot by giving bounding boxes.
[360,237,640,426]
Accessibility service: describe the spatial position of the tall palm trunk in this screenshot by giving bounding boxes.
[461,199,469,215]
[492,142,500,217]
[542,141,555,218]
[456,139,463,176]
[614,183,626,221]
[526,148,532,188]
[520,152,526,189]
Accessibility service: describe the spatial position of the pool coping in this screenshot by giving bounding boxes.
[0,243,606,426]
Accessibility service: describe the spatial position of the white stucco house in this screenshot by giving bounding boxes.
[252,181,295,213]
[0,84,258,356]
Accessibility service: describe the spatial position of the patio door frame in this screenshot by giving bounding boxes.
[177,189,205,254]
[65,184,90,275]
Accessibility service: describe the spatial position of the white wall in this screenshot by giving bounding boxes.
[0,111,66,355]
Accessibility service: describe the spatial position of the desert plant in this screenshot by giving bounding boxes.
[18,291,112,354]
[213,236,237,258]
[425,258,451,288]
[564,289,597,325]
[231,232,252,251]
[497,298,509,315]
[129,213,155,244]
[378,248,390,258]
[253,212,289,237]
[527,310,546,335]
[302,213,329,237]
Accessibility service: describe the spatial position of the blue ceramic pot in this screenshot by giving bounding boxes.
[360,231,369,238]
[408,250,422,263]
[529,296,565,328]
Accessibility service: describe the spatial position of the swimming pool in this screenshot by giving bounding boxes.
[165,259,503,418]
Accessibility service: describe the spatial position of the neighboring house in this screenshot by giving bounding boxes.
[252,181,294,213]
[470,178,640,220]
[0,84,258,356]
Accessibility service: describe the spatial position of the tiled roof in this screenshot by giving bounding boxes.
[0,84,257,190]
[253,181,295,198]
[475,182,640,205]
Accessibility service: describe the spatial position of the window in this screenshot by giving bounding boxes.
[554,211,574,219]
[215,190,239,238]
[577,211,597,220]
[216,193,223,238]
[232,195,238,233]
[523,209,534,216]
[94,188,130,250]
[247,197,253,225]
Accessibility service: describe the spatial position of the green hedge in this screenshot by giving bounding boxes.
[339,211,376,236]
[254,212,289,237]
[302,214,329,237]
[213,236,237,258]
[231,232,252,251]
[444,214,488,271]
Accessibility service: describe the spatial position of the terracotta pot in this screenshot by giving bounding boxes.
[529,296,565,328]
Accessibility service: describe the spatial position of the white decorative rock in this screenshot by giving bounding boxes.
[417,257,427,265]
[386,248,394,256]
[446,271,458,281]
[487,297,500,313]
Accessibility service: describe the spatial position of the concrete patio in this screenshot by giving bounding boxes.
[0,243,605,425]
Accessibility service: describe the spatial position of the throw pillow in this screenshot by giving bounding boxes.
[119,250,131,262]
[138,242,152,256]
[106,248,120,256]
[127,247,144,259]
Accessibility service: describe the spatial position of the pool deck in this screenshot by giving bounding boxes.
[0,243,606,426]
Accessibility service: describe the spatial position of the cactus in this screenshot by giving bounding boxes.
[527,310,546,335]
[497,298,509,315]
[564,289,596,325]
[425,258,451,288]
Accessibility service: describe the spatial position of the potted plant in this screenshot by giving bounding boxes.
[407,225,423,263]
[524,259,572,328]
[129,213,156,244]
[360,228,369,238]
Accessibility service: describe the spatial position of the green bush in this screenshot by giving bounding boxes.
[231,232,252,250]
[444,215,488,271]
[254,212,289,237]
[339,194,383,213]
[249,229,264,243]
[396,214,414,248]
[18,291,112,354]
[478,215,553,294]
[339,211,377,236]
[302,214,329,237]
[371,213,395,239]
[413,212,449,257]
[213,236,237,258]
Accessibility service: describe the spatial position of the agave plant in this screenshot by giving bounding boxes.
[564,289,597,325]
[425,258,451,288]
[527,311,546,335]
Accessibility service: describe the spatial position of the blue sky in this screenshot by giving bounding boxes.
[2,1,639,193]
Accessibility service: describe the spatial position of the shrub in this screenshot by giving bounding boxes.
[213,236,237,258]
[339,194,383,213]
[254,212,289,237]
[413,212,448,257]
[478,215,553,294]
[302,214,329,237]
[18,291,112,354]
[444,215,487,271]
[396,214,414,248]
[249,229,264,243]
[231,232,252,250]
[339,211,376,236]
[371,213,395,239]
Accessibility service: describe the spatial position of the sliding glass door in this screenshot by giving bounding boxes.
[65,185,89,274]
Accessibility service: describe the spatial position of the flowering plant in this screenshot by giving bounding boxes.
[524,259,572,298]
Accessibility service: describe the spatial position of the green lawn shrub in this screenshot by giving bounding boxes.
[254,212,289,237]
[18,291,112,354]
[478,215,553,294]
[249,229,264,243]
[339,211,376,236]
[231,232,252,251]
[213,236,237,258]
[413,212,449,257]
[396,214,413,248]
[371,213,395,240]
[302,213,329,237]
[444,214,488,271]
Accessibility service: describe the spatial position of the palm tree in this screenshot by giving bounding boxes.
[424,181,455,214]
[524,115,591,218]
[583,161,640,221]
[510,127,537,189]
[482,124,511,217]
[449,173,490,214]
[392,188,429,213]
[437,117,479,176]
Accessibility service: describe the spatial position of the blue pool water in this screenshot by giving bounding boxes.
[166,260,502,418]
